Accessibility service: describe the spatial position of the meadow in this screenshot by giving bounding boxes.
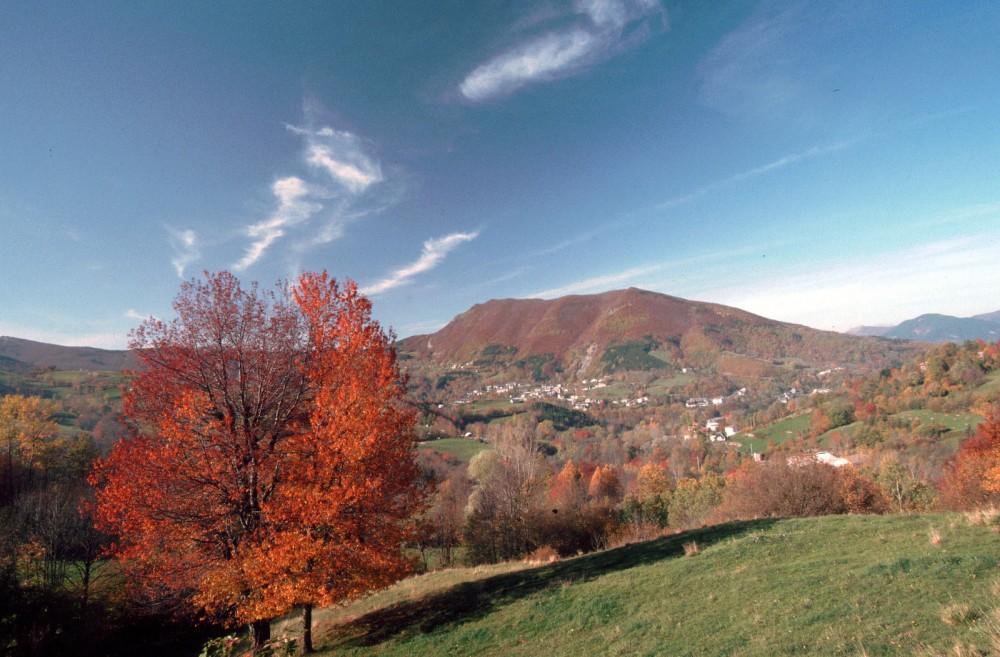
[267,512,1000,657]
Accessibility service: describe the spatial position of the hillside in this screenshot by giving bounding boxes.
[0,336,134,372]
[849,311,1000,343]
[884,314,1000,343]
[278,513,1000,656]
[398,288,918,378]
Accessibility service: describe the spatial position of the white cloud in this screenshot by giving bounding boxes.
[124,309,148,321]
[363,231,480,295]
[460,0,664,101]
[234,176,321,271]
[461,30,600,101]
[289,125,383,194]
[232,120,393,272]
[167,227,200,278]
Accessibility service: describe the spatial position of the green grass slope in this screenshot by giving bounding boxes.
[291,514,1000,657]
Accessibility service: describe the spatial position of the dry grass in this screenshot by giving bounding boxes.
[940,602,979,626]
[526,546,559,565]
[608,522,668,549]
[964,506,1000,527]
[683,540,700,556]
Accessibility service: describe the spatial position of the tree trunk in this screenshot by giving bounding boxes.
[250,619,271,655]
[302,603,314,654]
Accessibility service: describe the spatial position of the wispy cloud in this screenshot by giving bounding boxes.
[696,4,816,123]
[232,118,391,271]
[656,141,854,210]
[460,0,665,101]
[363,231,480,295]
[124,309,148,321]
[289,125,383,193]
[234,177,321,271]
[167,227,201,278]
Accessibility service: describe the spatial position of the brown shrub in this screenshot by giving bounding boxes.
[719,460,888,521]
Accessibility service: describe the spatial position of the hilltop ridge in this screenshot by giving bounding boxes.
[0,336,134,372]
[398,287,918,378]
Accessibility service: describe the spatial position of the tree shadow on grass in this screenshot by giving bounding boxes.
[327,517,778,649]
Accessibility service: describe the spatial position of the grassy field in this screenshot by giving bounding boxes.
[418,438,491,462]
[647,373,696,395]
[269,513,1000,656]
[735,413,812,453]
[895,409,983,434]
[463,399,518,414]
[977,369,1000,394]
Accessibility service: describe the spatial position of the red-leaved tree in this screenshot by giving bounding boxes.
[90,271,424,654]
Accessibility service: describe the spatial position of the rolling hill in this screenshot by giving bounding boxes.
[849,310,1000,343]
[398,287,919,377]
[275,513,1000,657]
[883,314,1000,343]
[0,336,134,372]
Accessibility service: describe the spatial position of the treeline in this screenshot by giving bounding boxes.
[415,413,951,569]
[0,393,215,657]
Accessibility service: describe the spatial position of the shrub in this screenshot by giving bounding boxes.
[720,460,888,521]
[526,546,559,564]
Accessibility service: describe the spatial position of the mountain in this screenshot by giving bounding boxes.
[973,309,1000,324]
[0,336,134,372]
[398,287,917,377]
[882,313,1000,343]
[846,325,892,337]
[847,310,1000,343]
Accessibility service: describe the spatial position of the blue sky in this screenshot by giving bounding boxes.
[2,1,1000,349]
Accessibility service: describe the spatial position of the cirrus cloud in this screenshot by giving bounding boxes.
[460,0,665,102]
[232,118,392,272]
[363,231,480,295]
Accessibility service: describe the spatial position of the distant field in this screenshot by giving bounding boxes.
[895,409,982,433]
[977,369,1000,393]
[649,349,674,364]
[647,373,695,394]
[462,399,517,414]
[418,438,490,462]
[274,513,1000,657]
[817,421,861,448]
[583,383,630,400]
[736,412,812,452]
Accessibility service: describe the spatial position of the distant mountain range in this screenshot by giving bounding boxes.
[847,310,1000,343]
[398,287,919,377]
[10,289,980,378]
[0,336,134,372]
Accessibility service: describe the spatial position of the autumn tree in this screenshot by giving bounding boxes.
[623,462,672,527]
[588,464,622,503]
[90,271,423,654]
[940,412,1000,509]
[464,416,541,563]
[0,395,59,502]
[549,460,586,509]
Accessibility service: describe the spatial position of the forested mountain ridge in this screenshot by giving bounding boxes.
[398,287,921,379]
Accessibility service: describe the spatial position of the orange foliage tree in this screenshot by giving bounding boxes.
[940,411,1000,510]
[90,271,423,654]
